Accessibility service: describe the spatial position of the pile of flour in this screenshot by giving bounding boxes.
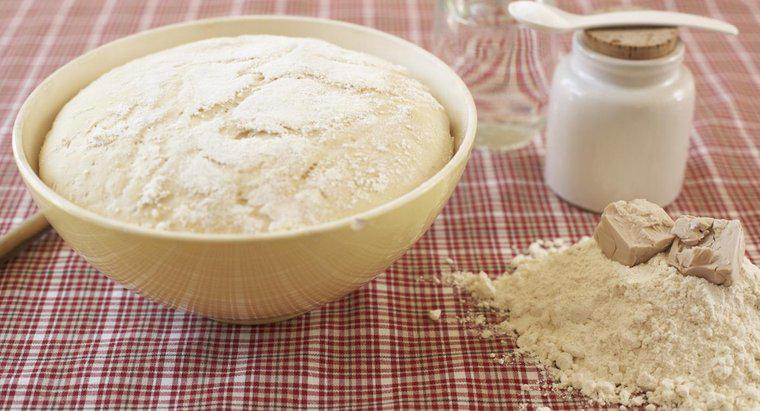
[446,238,760,409]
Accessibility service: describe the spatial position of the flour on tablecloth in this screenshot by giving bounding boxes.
[445,238,760,409]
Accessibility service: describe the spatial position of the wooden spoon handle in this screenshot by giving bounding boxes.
[0,212,51,266]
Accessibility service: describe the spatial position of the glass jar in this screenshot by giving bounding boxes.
[432,0,559,151]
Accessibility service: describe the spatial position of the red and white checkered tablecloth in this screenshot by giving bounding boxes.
[0,0,758,408]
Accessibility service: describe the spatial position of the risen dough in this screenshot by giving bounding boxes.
[40,35,452,234]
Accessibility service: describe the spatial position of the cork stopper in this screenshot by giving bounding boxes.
[583,26,680,60]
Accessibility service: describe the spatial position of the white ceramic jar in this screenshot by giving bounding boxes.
[545,32,695,213]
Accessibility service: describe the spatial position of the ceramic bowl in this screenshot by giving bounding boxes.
[12,16,477,324]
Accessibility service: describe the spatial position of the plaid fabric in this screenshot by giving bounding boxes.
[1,0,758,408]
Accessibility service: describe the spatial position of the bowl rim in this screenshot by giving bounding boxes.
[12,15,477,242]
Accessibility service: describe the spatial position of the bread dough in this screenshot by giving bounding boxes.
[40,35,452,234]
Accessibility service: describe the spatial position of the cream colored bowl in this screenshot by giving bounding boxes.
[12,16,476,324]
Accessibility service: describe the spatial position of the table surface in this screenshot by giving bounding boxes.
[1,0,758,408]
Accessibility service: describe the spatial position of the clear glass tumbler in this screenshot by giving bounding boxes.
[433,0,559,151]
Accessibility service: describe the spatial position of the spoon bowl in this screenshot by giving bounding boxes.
[508,1,575,31]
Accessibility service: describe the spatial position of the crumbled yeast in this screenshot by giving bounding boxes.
[427,309,442,322]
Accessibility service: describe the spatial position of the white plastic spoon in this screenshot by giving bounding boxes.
[508,1,738,35]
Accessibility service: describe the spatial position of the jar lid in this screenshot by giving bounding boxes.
[583,26,680,60]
